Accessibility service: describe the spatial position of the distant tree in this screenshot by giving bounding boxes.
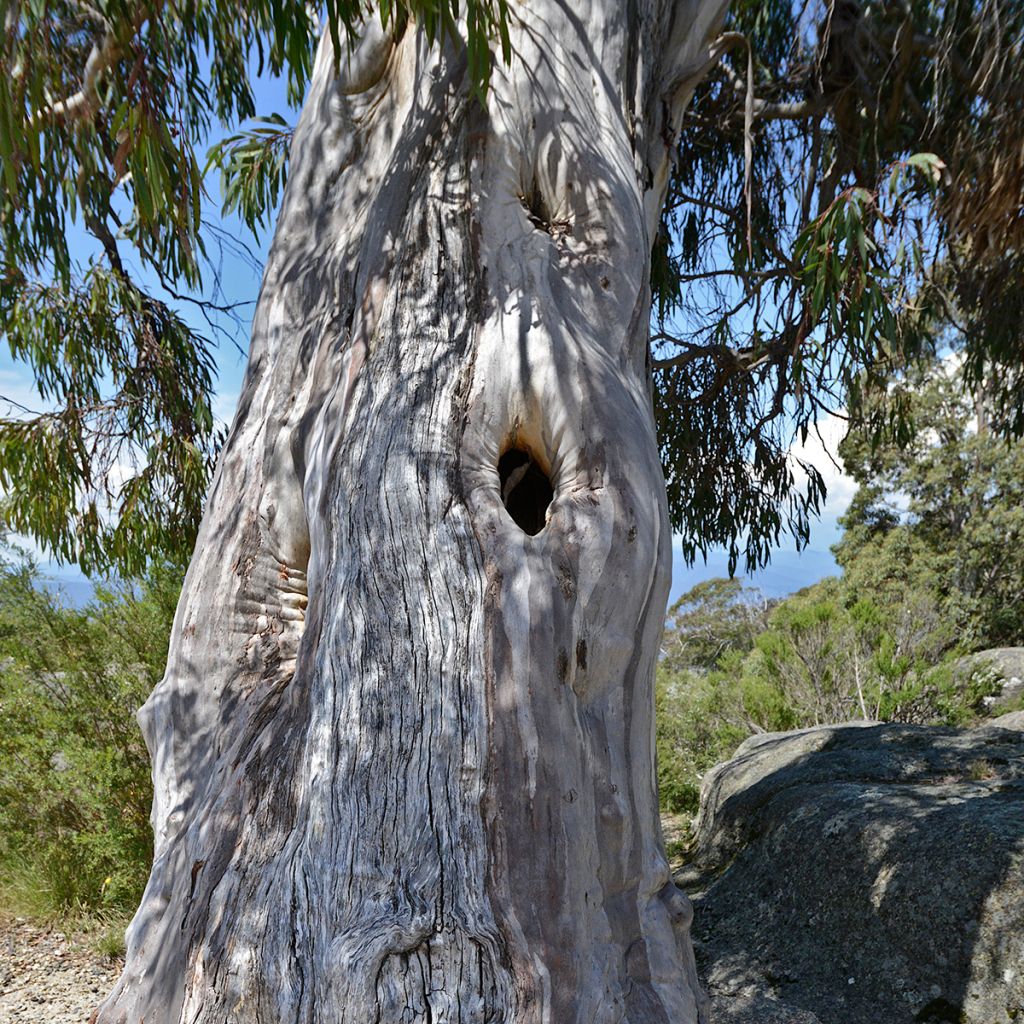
[656,434,1020,809]
[655,660,751,815]
[662,577,772,673]
[751,584,853,725]
[654,572,990,815]
[656,578,772,813]
[838,353,1024,647]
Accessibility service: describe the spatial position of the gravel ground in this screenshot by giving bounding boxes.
[0,918,120,1023]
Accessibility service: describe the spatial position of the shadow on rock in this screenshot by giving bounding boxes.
[676,719,1024,1024]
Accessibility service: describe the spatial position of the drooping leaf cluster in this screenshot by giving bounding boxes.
[0,0,508,576]
[0,267,214,575]
[207,114,294,238]
[654,0,1024,572]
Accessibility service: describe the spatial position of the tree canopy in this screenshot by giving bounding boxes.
[657,0,1024,570]
[0,0,1021,576]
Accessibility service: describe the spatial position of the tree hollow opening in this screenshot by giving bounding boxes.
[519,180,552,233]
[498,447,553,536]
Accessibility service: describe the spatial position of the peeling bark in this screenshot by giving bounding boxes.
[96,3,728,1021]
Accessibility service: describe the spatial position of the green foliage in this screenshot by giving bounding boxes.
[655,357,1024,817]
[0,549,178,916]
[656,574,1002,817]
[656,0,1024,572]
[656,659,753,815]
[208,115,294,238]
[0,0,510,577]
[744,581,969,727]
[655,578,771,813]
[0,267,216,577]
[91,920,129,960]
[838,353,1024,648]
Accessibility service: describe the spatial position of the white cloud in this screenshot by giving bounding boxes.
[789,410,857,521]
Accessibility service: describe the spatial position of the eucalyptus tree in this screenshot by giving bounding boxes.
[1,0,1022,1021]
[87,2,739,1018]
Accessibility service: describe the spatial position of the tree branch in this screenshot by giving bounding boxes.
[718,59,828,122]
[35,29,121,125]
[32,5,161,127]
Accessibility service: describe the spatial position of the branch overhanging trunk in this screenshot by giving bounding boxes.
[96,3,728,1021]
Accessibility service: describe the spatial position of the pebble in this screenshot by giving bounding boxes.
[0,918,121,1023]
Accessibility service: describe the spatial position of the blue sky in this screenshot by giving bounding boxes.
[8,66,855,607]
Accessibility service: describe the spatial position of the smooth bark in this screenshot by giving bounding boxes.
[97,3,727,1021]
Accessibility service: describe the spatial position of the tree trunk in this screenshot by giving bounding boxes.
[97,4,727,1021]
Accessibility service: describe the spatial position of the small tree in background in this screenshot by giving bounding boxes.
[839,353,1024,649]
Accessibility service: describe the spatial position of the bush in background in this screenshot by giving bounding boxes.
[656,580,773,815]
[656,575,1004,821]
[0,549,177,918]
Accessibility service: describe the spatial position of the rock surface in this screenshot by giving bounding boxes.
[0,918,120,1023]
[681,721,1024,1024]
[960,646,1024,711]
[992,709,1024,730]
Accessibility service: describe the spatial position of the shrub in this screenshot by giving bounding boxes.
[655,659,751,815]
[0,550,178,916]
[654,575,1005,823]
